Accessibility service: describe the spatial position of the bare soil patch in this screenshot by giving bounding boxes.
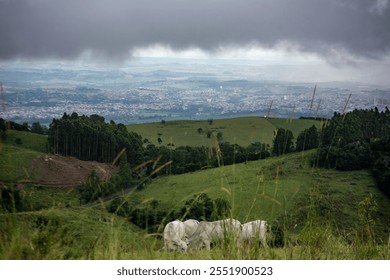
[24,154,114,187]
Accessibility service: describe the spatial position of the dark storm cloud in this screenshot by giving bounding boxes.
[0,0,389,61]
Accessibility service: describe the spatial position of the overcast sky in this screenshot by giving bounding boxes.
[1,0,390,86]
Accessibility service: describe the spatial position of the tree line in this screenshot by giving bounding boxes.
[47,113,144,165]
[269,107,390,197]
[0,118,48,135]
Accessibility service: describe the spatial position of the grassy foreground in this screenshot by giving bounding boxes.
[1,198,389,260]
[1,150,389,259]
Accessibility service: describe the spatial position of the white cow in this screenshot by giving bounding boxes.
[183,219,199,239]
[188,218,242,250]
[162,220,187,252]
[241,220,268,247]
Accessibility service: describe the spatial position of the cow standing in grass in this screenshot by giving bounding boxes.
[183,219,199,241]
[162,220,187,252]
[241,220,268,247]
[188,218,242,250]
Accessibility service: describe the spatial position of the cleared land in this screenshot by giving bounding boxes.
[0,145,113,187]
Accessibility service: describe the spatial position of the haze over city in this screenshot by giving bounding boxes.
[1,0,389,124]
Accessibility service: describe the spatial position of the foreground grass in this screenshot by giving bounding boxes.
[0,207,149,260]
[1,206,389,260]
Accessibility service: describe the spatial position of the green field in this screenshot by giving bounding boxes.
[0,145,42,182]
[1,130,48,153]
[127,117,322,147]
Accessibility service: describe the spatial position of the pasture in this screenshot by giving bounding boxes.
[126,117,322,147]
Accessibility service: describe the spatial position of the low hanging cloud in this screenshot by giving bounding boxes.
[0,0,389,62]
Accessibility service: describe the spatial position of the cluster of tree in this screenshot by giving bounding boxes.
[0,118,48,135]
[299,116,329,122]
[315,108,390,197]
[47,113,143,164]
[268,108,390,198]
[270,125,322,157]
[78,155,136,204]
[141,141,271,175]
[0,118,29,133]
[106,193,231,232]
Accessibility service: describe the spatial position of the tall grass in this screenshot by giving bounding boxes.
[1,183,389,259]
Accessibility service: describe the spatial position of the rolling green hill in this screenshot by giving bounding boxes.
[1,130,48,153]
[119,150,390,240]
[126,117,322,147]
[1,117,389,260]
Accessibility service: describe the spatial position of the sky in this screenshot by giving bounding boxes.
[1,0,390,86]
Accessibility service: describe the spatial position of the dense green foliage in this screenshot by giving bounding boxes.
[315,107,390,197]
[79,156,136,204]
[272,128,294,156]
[0,185,24,213]
[47,113,144,164]
[0,118,29,132]
[295,125,320,152]
[142,141,271,176]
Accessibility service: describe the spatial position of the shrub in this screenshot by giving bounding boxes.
[0,185,24,212]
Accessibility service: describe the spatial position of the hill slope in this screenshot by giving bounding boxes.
[0,141,113,187]
[122,150,390,241]
[127,117,322,147]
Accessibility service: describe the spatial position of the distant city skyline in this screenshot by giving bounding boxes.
[1,59,388,126]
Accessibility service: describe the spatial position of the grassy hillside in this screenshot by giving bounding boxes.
[1,130,47,153]
[2,149,389,260]
[0,144,43,182]
[127,117,322,147]
[0,130,47,182]
[120,150,390,241]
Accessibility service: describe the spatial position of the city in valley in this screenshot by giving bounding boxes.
[1,58,389,126]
